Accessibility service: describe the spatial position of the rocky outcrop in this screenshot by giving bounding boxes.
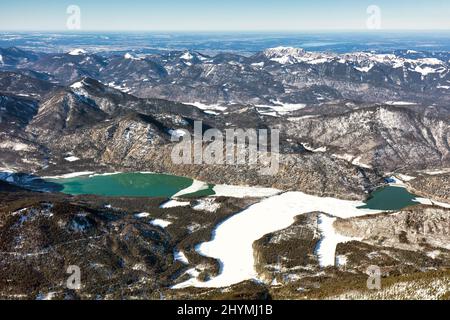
[283,105,450,172]
[253,213,322,284]
[407,173,450,204]
[334,206,450,253]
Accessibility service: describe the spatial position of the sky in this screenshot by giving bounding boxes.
[0,0,450,31]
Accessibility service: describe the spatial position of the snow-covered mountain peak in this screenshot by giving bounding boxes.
[262,47,448,75]
[180,52,194,61]
[123,52,144,61]
[416,57,445,66]
[70,81,84,89]
[264,47,306,64]
[70,77,92,89]
[264,46,336,65]
[68,49,87,56]
[264,46,306,57]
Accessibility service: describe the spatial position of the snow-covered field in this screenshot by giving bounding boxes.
[414,197,450,209]
[173,177,450,289]
[173,191,383,289]
[422,168,450,175]
[315,214,362,267]
[173,180,210,198]
[212,184,281,198]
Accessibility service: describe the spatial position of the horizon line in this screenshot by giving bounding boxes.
[2,29,450,33]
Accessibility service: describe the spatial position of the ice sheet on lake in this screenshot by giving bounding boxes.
[173,180,209,198]
[173,191,382,289]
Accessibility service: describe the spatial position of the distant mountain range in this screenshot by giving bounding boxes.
[0,46,449,199]
[1,46,450,107]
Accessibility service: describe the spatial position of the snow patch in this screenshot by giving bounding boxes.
[396,174,416,182]
[315,214,362,267]
[288,115,318,122]
[251,62,265,67]
[36,292,57,300]
[335,255,349,267]
[427,250,441,259]
[168,129,187,138]
[89,172,122,178]
[185,102,228,112]
[68,49,87,56]
[42,172,95,179]
[256,101,306,115]
[352,156,372,169]
[192,198,221,213]
[150,219,172,228]
[414,66,437,76]
[134,212,151,218]
[212,184,280,198]
[302,143,327,153]
[423,168,450,175]
[430,201,450,209]
[173,180,209,198]
[355,64,374,72]
[174,250,189,264]
[64,156,80,162]
[332,153,355,162]
[70,81,84,89]
[160,200,190,209]
[181,52,194,61]
[385,101,417,106]
[172,268,201,289]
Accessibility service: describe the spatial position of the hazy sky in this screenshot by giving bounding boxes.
[1,0,449,31]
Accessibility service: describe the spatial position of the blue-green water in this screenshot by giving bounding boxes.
[45,173,215,198]
[358,186,419,211]
[46,173,420,211]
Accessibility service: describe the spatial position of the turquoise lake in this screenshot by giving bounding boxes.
[45,173,215,198]
[46,173,421,211]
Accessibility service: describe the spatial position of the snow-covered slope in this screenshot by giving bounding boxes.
[173,191,383,289]
[263,46,448,77]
